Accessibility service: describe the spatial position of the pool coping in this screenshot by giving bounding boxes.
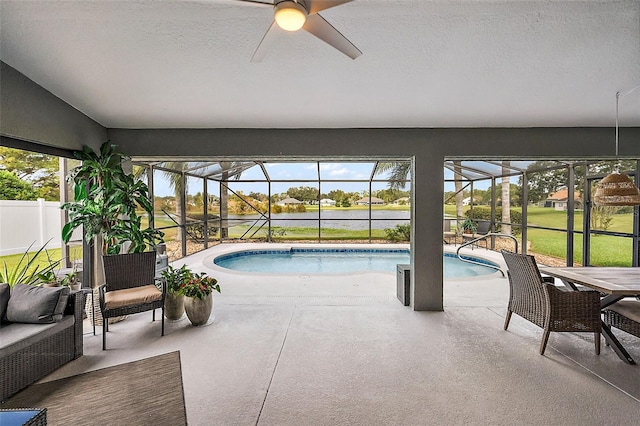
[198,242,506,281]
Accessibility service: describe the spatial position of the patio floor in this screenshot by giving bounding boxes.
[44,244,640,425]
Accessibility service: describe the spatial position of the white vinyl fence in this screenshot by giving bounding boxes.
[0,199,68,256]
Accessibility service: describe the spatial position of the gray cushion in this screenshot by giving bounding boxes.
[0,283,9,324]
[6,284,70,324]
[0,316,74,358]
[608,300,640,323]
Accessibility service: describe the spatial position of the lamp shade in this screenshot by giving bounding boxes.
[274,1,307,31]
[593,172,640,206]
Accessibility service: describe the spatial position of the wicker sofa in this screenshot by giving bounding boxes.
[0,284,84,402]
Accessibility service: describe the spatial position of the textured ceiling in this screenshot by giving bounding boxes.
[1,0,638,129]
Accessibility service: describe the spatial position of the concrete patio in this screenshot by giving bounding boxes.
[44,244,640,425]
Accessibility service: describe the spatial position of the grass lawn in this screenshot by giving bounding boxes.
[445,204,634,266]
[228,226,388,240]
[0,246,83,279]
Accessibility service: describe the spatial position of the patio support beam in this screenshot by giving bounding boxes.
[180,172,187,257]
[491,177,496,239]
[59,157,70,268]
[203,177,208,249]
[634,161,640,267]
[411,155,444,311]
[521,172,528,254]
[567,164,575,266]
[148,165,155,231]
[583,173,592,266]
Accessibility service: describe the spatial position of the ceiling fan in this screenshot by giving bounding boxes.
[235,0,362,62]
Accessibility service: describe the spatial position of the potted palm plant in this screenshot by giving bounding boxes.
[61,142,164,257]
[61,142,164,325]
[180,272,220,326]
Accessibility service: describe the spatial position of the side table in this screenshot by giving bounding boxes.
[79,287,95,335]
[0,408,47,425]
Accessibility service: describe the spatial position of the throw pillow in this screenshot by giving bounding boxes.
[0,283,9,324]
[6,284,70,324]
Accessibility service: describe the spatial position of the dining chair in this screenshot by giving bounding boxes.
[501,250,601,355]
[604,299,640,341]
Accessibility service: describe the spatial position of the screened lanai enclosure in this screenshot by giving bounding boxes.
[113,157,640,269]
[127,160,412,260]
[445,159,640,268]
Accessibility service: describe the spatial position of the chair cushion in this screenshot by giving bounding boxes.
[6,284,70,324]
[607,300,640,324]
[0,283,9,324]
[105,284,162,310]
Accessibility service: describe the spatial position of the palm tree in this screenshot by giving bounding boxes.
[453,161,464,218]
[501,161,511,235]
[375,162,411,190]
[378,161,467,221]
[135,161,247,246]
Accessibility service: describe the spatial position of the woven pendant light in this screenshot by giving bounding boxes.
[593,87,640,206]
[594,172,640,206]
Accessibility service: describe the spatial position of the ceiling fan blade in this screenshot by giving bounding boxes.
[302,13,361,59]
[232,0,273,6]
[251,21,280,62]
[307,0,353,15]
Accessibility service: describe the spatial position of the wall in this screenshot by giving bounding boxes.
[0,61,106,152]
[0,199,64,256]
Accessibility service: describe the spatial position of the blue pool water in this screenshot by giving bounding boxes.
[213,248,499,278]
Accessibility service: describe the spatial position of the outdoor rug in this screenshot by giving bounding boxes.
[2,351,187,425]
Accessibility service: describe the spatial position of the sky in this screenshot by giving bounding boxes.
[151,161,495,197]
[152,162,411,197]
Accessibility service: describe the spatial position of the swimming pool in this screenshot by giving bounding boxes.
[213,248,500,278]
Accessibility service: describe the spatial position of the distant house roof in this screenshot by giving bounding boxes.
[277,197,302,205]
[547,188,581,201]
[355,197,385,204]
[320,198,336,204]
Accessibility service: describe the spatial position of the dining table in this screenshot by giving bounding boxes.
[539,266,640,364]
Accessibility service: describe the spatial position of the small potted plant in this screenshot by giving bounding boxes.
[161,264,193,321]
[180,272,220,326]
[37,270,60,287]
[61,267,81,291]
[460,218,478,234]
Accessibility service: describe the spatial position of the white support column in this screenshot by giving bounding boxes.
[37,198,46,248]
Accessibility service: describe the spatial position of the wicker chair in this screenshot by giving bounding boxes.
[99,251,166,350]
[603,299,640,341]
[501,250,602,355]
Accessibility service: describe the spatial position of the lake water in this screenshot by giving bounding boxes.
[227,210,410,230]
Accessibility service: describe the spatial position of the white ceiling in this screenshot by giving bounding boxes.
[1,0,639,129]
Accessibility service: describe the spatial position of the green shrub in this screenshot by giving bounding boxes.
[185,213,219,241]
[464,207,522,235]
[385,223,411,242]
[271,204,306,213]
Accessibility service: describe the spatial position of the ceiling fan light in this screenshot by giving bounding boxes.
[274,1,307,31]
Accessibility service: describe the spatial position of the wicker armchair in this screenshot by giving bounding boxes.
[501,250,601,355]
[99,251,166,350]
[603,300,640,341]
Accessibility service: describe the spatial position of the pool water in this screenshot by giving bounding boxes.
[214,248,499,278]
